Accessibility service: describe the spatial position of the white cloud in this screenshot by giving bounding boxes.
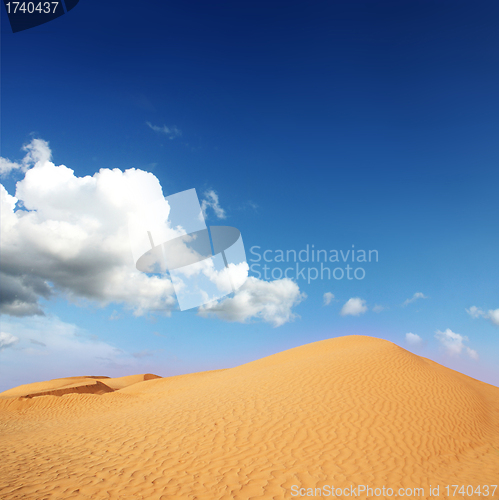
[340,297,367,317]
[0,138,51,177]
[0,332,19,351]
[466,305,499,327]
[1,139,177,317]
[434,328,478,360]
[489,309,499,326]
[466,305,486,318]
[198,277,306,327]
[372,304,386,313]
[146,121,181,139]
[22,138,52,165]
[0,158,23,177]
[402,292,428,307]
[466,348,479,361]
[405,332,423,346]
[200,190,226,220]
[323,292,335,306]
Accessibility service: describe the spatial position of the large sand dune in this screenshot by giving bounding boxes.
[0,335,498,499]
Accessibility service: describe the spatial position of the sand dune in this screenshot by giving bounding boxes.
[0,335,498,499]
[0,374,161,399]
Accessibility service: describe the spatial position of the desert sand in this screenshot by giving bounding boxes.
[0,335,498,499]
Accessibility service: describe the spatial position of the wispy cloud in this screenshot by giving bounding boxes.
[0,138,51,177]
[435,328,478,360]
[402,292,428,307]
[200,190,226,220]
[132,349,156,359]
[340,297,367,317]
[109,310,121,321]
[372,304,387,313]
[146,121,181,139]
[29,338,46,347]
[323,292,335,306]
[466,306,499,327]
[0,157,24,177]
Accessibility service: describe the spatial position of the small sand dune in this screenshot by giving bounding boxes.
[0,335,498,499]
[0,374,161,400]
[94,373,162,391]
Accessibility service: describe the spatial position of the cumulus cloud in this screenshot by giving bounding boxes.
[340,297,367,317]
[0,271,51,316]
[402,292,428,307]
[466,305,499,327]
[323,292,335,306]
[198,277,306,327]
[434,328,478,360]
[200,190,226,220]
[405,332,423,347]
[146,121,181,139]
[0,332,19,351]
[1,139,177,317]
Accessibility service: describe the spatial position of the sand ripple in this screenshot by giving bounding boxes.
[1,336,498,499]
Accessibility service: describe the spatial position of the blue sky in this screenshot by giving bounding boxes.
[1,1,498,392]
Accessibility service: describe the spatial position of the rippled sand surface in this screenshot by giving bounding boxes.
[1,335,498,499]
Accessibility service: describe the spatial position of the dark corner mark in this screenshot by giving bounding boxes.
[2,0,79,33]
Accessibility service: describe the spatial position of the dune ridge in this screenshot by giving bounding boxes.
[0,335,498,499]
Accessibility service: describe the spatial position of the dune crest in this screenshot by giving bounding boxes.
[0,335,498,499]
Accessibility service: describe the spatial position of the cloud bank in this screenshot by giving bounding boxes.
[1,138,303,326]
